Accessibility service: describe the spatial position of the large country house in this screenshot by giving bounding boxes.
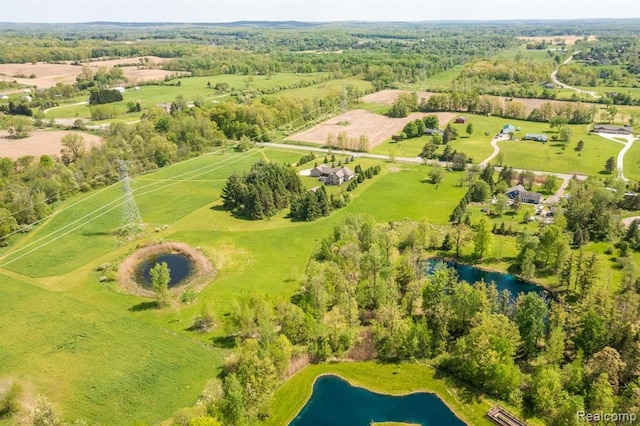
[310,164,356,186]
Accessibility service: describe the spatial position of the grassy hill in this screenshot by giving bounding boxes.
[0,146,466,423]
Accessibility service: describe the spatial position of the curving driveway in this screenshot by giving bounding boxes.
[480,134,509,168]
[550,52,600,98]
[595,133,636,181]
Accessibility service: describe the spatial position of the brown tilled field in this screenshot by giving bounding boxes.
[0,130,103,159]
[288,109,456,148]
[517,35,597,45]
[0,56,178,89]
[362,90,436,106]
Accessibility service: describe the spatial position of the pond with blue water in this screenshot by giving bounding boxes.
[289,375,465,426]
[425,258,543,296]
[136,253,193,287]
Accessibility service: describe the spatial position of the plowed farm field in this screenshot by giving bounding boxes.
[289,109,456,148]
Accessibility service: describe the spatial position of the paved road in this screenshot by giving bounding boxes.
[262,142,588,184]
[43,101,88,114]
[594,133,636,181]
[622,216,640,228]
[480,134,509,168]
[550,52,600,98]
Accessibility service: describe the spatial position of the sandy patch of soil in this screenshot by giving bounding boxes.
[0,130,103,159]
[0,56,179,89]
[290,109,456,148]
[361,89,436,105]
[117,241,215,298]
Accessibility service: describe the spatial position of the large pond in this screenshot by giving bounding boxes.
[426,258,543,296]
[289,375,465,426]
[136,253,193,287]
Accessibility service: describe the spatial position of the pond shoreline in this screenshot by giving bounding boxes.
[426,255,558,298]
[285,371,468,426]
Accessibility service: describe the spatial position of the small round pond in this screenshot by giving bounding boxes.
[426,259,543,296]
[289,375,465,426]
[136,253,193,287]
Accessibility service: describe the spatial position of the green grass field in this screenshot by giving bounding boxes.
[457,115,624,175]
[0,147,466,424]
[623,140,640,182]
[43,72,345,121]
[266,362,543,426]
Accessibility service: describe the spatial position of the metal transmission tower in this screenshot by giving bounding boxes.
[118,160,144,235]
[340,85,348,113]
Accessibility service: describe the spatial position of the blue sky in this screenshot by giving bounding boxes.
[1,0,639,22]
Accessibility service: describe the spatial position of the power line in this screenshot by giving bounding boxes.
[0,148,261,268]
[118,160,144,235]
[0,147,258,263]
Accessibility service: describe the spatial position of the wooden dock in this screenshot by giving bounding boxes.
[486,406,527,426]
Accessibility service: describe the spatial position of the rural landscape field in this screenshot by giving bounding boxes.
[1,8,640,426]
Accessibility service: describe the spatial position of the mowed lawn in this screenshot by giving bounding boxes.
[371,116,499,164]
[623,140,640,183]
[461,115,624,175]
[0,147,466,424]
[266,362,535,426]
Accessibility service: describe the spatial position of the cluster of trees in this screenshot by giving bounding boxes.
[325,132,371,152]
[388,92,419,118]
[457,58,555,85]
[220,161,303,220]
[88,89,124,105]
[295,152,316,167]
[1,115,33,139]
[563,177,625,246]
[0,101,33,117]
[346,165,381,191]
[421,93,597,125]
[289,186,350,222]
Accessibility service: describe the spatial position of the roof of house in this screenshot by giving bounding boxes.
[334,167,354,178]
[592,124,633,134]
[520,191,542,202]
[506,184,526,194]
[525,133,548,140]
[315,164,335,174]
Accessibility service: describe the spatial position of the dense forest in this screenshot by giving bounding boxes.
[188,214,640,426]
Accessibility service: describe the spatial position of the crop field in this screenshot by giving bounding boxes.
[0,130,103,159]
[0,56,175,89]
[517,35,598,45]
[288,109,451,148]
[361,90,436,105]
[0,145,466,424]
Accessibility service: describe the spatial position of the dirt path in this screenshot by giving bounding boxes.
[551,52,601,99]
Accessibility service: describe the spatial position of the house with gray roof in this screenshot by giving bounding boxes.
[592,124,633,135]
[506,184,542,204]
[310,165,355,186]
